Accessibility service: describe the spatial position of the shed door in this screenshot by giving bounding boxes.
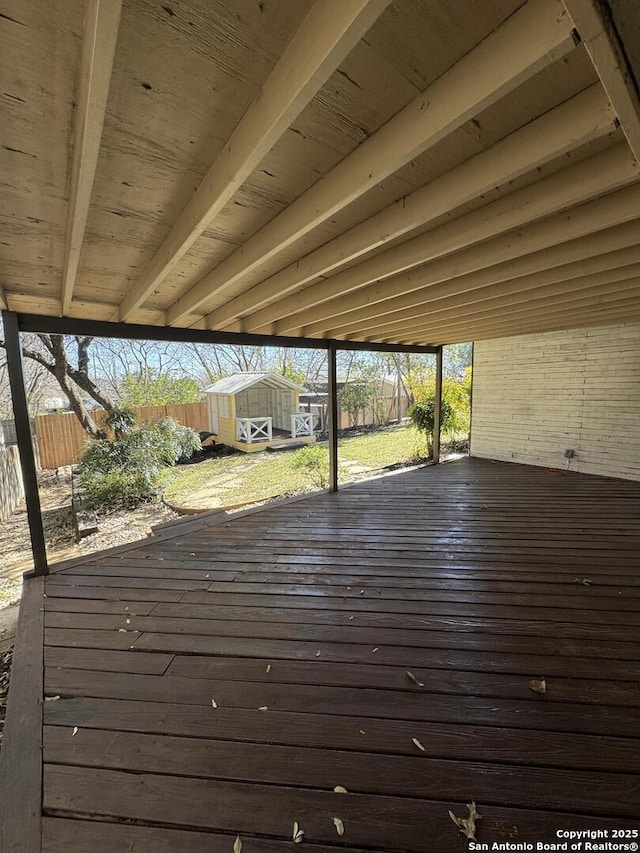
[209,396,219,434]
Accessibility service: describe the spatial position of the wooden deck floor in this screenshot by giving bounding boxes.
[2,457,640,852]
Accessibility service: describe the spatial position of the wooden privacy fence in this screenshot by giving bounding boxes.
[35,401,209,469]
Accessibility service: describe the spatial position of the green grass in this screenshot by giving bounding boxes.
[164,424,427,510]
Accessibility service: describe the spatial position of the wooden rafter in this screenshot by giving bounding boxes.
[166,0,578,327]
[326,260,640,338]
[208,85,615,330]
[352,278,640,341]
[249,147,640,335]
[389,300,640,345]
[61,0,123,315]
[564,0,640,159]
[118,0,392,322]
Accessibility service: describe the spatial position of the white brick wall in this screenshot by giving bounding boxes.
[470,323,640,480]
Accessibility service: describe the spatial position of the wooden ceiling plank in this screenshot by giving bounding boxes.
[352,278,640,340]
[117,0,392,322]
[564,0,640,159]
[208,84,615,329]
[61,0,123,315]
[326,262,640,338]
[264,147,640,335]
[166,0,578,326]
[385,298,640,343]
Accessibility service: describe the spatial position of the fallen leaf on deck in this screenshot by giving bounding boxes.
[333,817,345,836]
[359,589,364,594]
[258,706,269,711]
[293,822,304,843]
[406,671,424,687]
[412,737,425,752]
[124,607,129,612]
[44,695,61,702]
[449,801,482,841]
[118,628,127,632]
[333,786,348,793]
[266,664,271,673]
[71,726,78,737]
[529,678,546,695]
[372,647,379,653]
[125,618,131,624]
[233,835,242,853]
[211,698,218,708]
[574,577,592,586]
[315,649,321,657]
[359,729,366,735]
[348,616,354,621]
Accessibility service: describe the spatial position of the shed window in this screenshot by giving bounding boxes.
[218,395,229,418]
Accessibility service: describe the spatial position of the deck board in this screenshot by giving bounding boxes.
[4,458,640,851]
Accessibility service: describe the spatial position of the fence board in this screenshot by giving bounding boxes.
[35,402,209,469]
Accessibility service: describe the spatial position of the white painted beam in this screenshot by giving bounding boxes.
[166,0,578,326]
[564,0,640,159]
[61,0,123,315]
[208,85,614,330]
[118,0,391,322]
[327,260,640,338]
[256,146,639,335]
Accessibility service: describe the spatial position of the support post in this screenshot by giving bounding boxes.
[327,340,339,493]
[432,346,443,464]
[2,311,48,576]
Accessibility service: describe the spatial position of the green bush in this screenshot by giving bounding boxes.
[408,398,453,458]
[293,444,330,489]
[103,406,136,438]
[79,418,201,511]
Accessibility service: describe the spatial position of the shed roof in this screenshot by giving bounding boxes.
[203,373,306,395]
[2,0,640,345]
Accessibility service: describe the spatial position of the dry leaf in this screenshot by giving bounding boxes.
[449,801,482,841]
[205,574,210,579]
[574,577,592,586]
[359,589,364,595]
[266,664,271,673]
[118,628,127,633]
[315,649,321,657]
[125,618,131,624]
[233,836,242,853]
[258,706,269,711]
[292,822,304,843]
[333,817,345,836]
[359,729,366,735]
[412,737,425,752]
[529,678,546,695]
[348,616,354,621]
[333,785,348,794]
[44,695,61,702]
[406,671,424,687]
[71,726,78,737]
[211,698,218,708]
[372,647,379,653]
[124,606,129,611]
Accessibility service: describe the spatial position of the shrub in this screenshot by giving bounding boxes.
[103,406,136,438]
[79,418,201,511]
[408,398,453,458]
[293,444,330,489]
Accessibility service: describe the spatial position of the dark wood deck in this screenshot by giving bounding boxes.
[2,457,640,852]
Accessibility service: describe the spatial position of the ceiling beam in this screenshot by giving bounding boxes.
[564,0,640,159]
[328,261,640,338]
[306,235,640,341]
[117,0,392,322]
[61,0,123,315]
[389,300,640,345]
[355,277,640,341]
[208,85,615,330]
[259,147,640,335]
[166,0,578,326]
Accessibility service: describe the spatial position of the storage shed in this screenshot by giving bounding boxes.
[203,373,316,452]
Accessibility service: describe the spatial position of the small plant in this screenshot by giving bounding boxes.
[408,398,453,458]
[293,444,330,489]
[103,406,136,439]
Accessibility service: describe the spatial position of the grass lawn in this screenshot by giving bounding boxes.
[164,424,428,510]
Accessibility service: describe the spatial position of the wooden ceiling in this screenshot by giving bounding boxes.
[1,0,640,345]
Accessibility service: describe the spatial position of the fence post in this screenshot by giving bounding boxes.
[432,346,443,465]
[2,311,48,576]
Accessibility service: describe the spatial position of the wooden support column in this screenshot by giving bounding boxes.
[2,311,48,577]
[432,346,443,465]
[327,340,339,493]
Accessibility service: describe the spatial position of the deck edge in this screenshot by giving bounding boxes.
[0,575,44,853]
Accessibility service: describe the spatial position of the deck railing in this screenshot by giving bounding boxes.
[237,416,273,443]
[291,411,314,438]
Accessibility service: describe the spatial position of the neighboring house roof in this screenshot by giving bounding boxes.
[203,372,307,395]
